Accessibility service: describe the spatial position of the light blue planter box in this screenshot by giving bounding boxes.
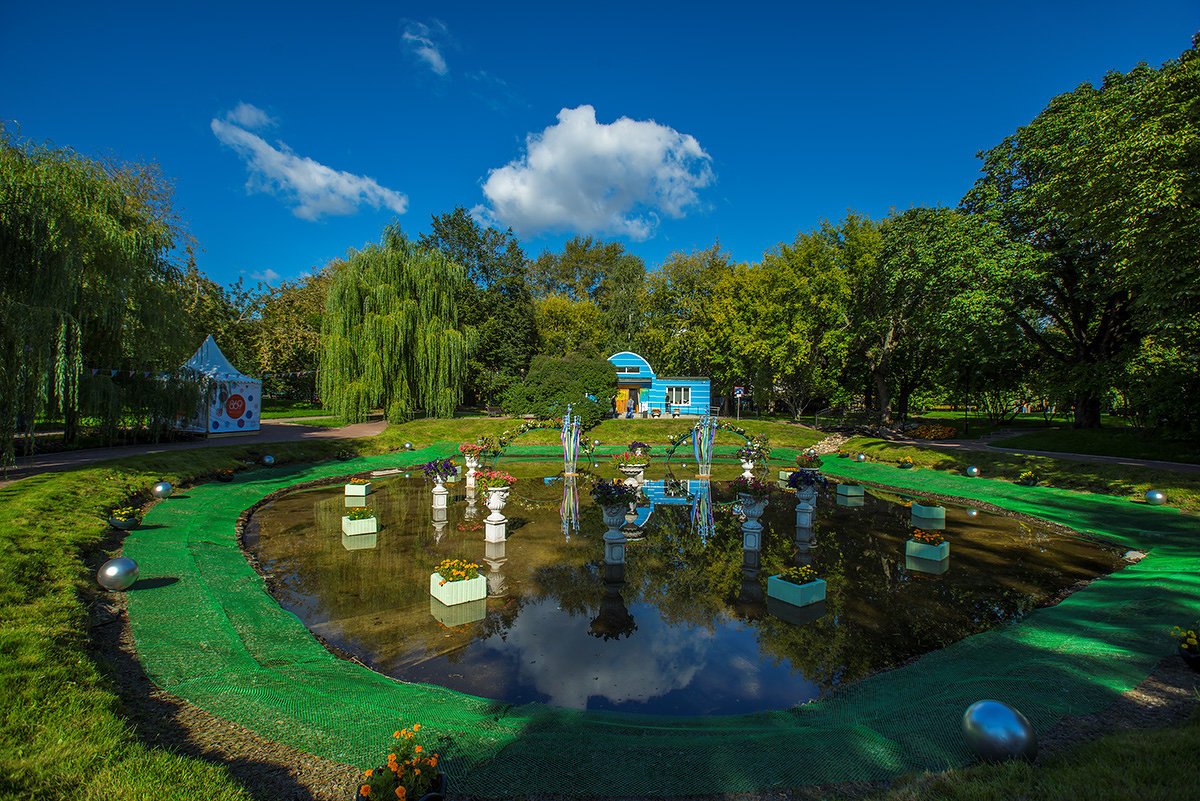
[766,576,826,607]
[836,495,865,508]
[910,514,946,531]
[911,502,945,519]
[836,484,864,497]
[429,573,486,606]
[767,597,826,625]
[906,555,950,575]
[905,539,950,560]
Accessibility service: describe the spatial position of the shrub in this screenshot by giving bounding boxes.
[501,354,616,428]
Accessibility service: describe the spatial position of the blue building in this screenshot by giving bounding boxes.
[607,351,712,417]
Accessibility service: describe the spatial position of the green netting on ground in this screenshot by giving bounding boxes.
[125,446,1200,796]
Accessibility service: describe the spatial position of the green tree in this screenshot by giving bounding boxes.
[501,354,617,428]
[253,265,332,399]
[319,224,474,422]
[529,236,646,353]
[533,295,606,358]
[419,208,537,404]
[962,36,1200,427]
[0,129,190,462]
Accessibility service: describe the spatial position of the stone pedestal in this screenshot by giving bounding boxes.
[432,479,448,510]
[484,538,507,596]
[485,487,509,542]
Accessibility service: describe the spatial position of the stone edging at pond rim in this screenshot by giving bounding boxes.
[123,445,1200,797]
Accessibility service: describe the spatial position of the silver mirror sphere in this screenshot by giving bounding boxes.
[97,557,139,591]
[962,700,1037,762]
[966,508,979,518]
[404,442,414,450]
[966,465,981,478]
[152,481,173,499]
[855,453,867,463]
[261,454,275,466]
[1145,489,1166,506]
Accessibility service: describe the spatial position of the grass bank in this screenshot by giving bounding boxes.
[846,437,1200,512]
[991,427,1200,465]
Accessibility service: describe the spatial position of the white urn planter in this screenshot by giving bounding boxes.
[344,481,373,496]
[740,459,756,478]
[429,573,487,606]
[738,493,768,550]
[464,454,480,481]
[342,515,378,536]
[485,486,510,542]
[617,463,646,485]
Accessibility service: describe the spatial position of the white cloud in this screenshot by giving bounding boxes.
[250,268,281,283]
[473,105,714,241]
[225,102,275,130]
[402,20,448,76]
[211,114,408,221]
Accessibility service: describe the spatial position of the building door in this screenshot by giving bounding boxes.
[615,388,629,415]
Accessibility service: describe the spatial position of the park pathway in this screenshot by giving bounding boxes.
[1,419,387,485]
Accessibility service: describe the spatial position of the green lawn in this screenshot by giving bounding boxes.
[847,437,1200,512]
[258,399,333,419]
[991,427,1200,465]
[0,415,1195,800]
[877,709,1200,801]
[910,411,1134,439]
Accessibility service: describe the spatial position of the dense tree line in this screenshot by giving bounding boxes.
[3,37,1196,465]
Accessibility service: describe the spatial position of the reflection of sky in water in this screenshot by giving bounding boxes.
[400,597,818,715]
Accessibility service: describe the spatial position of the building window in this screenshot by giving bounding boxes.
[616,366,641,374]
[665,386,690,406]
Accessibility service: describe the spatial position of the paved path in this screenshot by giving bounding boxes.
[2,420,387,484]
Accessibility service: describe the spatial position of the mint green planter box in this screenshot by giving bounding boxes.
[429,573,486,606]
[836,484,864,497]
[766,576,826,607]
[905,539,949,560]
[341,516,378,536]
[911,502,945,520]
[430,596,486,626]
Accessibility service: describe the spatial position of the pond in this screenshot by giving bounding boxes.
[243,464,1123,716]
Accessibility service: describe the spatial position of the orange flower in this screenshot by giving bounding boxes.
[393,731,401,738]
[360,785,371,797]
[412,724,421,732]
[364,769,374,777]
[414,745,423,754]
[394,788,406,799]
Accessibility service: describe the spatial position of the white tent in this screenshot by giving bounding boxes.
[176,335,262,436]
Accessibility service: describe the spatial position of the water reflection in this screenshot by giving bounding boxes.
[247,470,1124,716]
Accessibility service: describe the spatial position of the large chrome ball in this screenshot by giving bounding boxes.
[152,481,173,499]
[261,454,275,466]
[855,453,867,463]
[966,465,981,478]
[97,557,139,592]
[1145,489,1166,506]
[962,700,1037,763]
[404,442,414,450]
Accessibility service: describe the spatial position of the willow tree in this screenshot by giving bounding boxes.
[320,225,475,422]
[0,127,186,465]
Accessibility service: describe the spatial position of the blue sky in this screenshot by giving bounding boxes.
[3,2,1197,287]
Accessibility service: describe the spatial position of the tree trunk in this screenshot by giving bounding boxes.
[1073,394,1102,429]
[874,369,892,425]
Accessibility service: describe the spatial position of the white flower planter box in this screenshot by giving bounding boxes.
[836,484,864,497]
[345,482,373,496]
[766,575,826,607]
[905,539,950,560]
[429,573,486,606]
[911,502,945,520]
[430,596,486,627]
[341,516,378,536]
[341,532,378,551]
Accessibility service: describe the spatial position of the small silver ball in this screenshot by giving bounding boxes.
[404,442,414,450]
[966,465,981,478]
[152,481,173,499]
[966,508,979,518]
[97,557,139,592]
[962,700,1037,763]
[855,453,867,463]
[1145,489,1166,506]
[593,439,601,446]
[261,454,275,466]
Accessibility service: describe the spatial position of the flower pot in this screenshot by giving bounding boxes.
[108,517,140,531]
[737,493,768,520]
[345,482,373,496]
[429,573,486,606]
[356,772,446,801]
[767,575,826,607]
[905,539,949,560]
[342,516,379,536]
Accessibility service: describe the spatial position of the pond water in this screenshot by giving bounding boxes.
[244,465,1123,716]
